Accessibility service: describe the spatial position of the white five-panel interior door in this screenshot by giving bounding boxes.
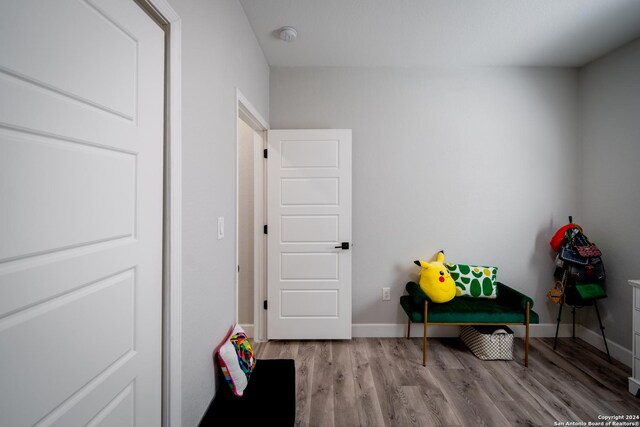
[0,0,165,425]
[267,129,352,340]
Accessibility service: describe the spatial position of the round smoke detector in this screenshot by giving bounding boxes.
[279,26,297,42]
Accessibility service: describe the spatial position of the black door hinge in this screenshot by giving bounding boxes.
[264,224,268,234]
[263,149,268,159]
[263,300,268,310]
[237,265,240,272]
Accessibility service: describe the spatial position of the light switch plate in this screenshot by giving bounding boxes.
[382,287,391,301]
[217,217,224,239]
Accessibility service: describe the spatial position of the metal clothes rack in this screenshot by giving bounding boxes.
[551,216,612,364]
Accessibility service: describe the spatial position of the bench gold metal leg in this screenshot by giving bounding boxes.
[525,301,530,367]
[423,300,428,367]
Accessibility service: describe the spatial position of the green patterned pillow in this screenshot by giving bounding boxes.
[445,263,498,299]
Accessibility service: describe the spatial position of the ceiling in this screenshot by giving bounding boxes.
[239,0,640,67]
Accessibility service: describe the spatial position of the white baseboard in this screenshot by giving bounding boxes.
[352,323,573,338]
[351,323,631,367]
[252,322,630,366]
[575,324,632,367]
[240,323,254,338]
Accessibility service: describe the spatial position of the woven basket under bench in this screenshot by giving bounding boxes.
[461,325,514,360]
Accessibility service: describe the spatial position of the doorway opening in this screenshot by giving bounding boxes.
[236,90,268,342]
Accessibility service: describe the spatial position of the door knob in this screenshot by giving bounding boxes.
[335,242,350,250]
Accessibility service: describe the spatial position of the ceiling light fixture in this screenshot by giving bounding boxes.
[279,26,297,42]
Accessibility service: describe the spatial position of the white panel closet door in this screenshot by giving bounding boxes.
[267,129,352,339]
[0,1,164,426]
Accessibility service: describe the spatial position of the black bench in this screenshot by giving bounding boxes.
[199,359,296,426]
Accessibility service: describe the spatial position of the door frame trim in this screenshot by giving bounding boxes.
[133,1,183,426]
[235,88,269,342]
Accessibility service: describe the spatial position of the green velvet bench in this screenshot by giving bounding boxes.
[400,281,539,367]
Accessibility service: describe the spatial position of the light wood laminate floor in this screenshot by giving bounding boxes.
[253,337,640,427]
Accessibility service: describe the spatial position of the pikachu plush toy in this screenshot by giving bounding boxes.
[414,251,460,303]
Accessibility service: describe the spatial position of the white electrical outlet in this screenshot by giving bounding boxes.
[217,217,224,239]
[382,287,391,301]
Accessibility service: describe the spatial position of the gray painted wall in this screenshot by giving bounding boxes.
[165,1,269,425]
[578,38,640,350]
[270,67,580,327]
